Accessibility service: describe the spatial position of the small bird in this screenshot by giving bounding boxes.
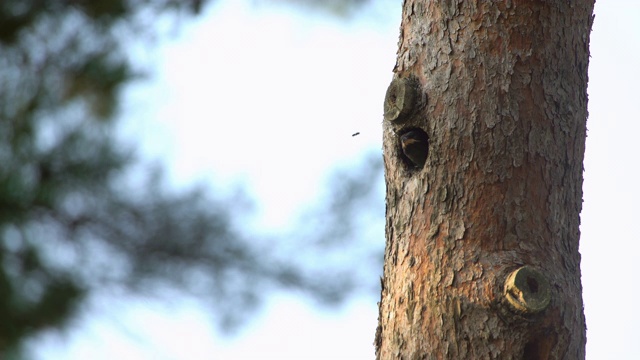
[400,130,429,168]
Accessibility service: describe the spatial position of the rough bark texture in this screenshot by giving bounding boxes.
[376,1,594,359]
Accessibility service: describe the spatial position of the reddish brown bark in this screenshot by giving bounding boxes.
[376,1,594,359]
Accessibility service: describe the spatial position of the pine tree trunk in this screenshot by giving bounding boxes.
[375,1,594,359]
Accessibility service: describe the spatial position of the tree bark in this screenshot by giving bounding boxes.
[375,1,594,359]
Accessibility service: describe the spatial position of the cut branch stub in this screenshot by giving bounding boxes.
[503,266,551,314]
[383,77,418,123]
